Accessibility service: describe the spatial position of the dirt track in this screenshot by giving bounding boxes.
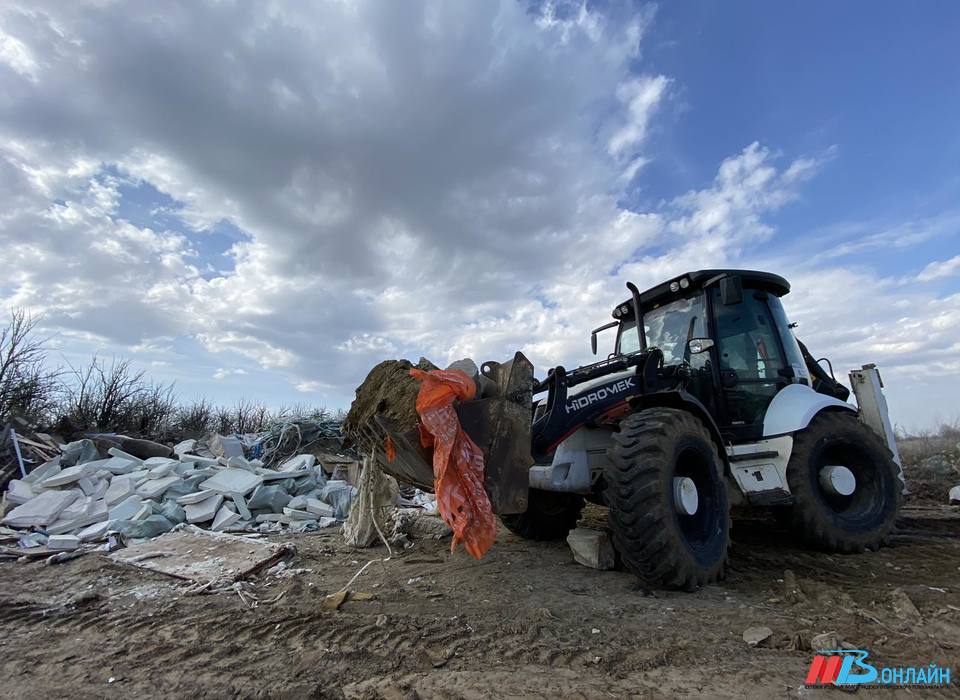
[1,505,958,699]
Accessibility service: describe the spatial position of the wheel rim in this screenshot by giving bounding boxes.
[672,445,724,560]
[813,440,886,526]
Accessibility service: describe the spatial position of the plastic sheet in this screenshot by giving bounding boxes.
[409,368,495,560]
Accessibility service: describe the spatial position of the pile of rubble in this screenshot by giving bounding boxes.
[0,435,359,552]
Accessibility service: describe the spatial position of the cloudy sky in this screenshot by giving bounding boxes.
[1,1,959,430]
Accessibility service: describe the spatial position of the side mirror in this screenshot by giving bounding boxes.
[720,276,743,305]
[590,321,618,356]
[687,338,715,354]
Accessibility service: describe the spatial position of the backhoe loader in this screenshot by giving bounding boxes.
[354,269,904,590]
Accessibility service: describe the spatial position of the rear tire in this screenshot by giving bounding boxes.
[500,489,584,541]
[785,411,902,552]
[607,408,730,590]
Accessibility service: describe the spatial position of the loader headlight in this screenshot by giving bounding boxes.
[619,305,629,315]
[679,278,690,289]
[669,281,680,292]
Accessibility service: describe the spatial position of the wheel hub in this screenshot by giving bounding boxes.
[819,465,856,497]
[672,476,699,516]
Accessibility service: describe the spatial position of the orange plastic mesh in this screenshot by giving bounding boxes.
[409,367,496,559]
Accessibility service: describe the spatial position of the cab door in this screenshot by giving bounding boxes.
[709,286,791,439]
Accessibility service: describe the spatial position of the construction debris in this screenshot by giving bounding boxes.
[109,527,293,583]
[566,527,616,570]
[1,428,360,548]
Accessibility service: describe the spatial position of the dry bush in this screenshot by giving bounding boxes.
[56,355,176,436]
[0,310,60,424]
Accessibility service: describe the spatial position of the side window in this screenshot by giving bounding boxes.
[712,289,786,380]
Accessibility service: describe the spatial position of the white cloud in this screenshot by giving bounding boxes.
[0,1,957,429]
[212,367,247,380]
[918,254,960,282]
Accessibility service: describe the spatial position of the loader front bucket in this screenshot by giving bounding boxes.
[367,352,535,515]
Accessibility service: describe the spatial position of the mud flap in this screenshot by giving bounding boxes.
[371,352,534,515]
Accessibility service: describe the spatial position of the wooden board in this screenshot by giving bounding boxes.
[108,527,294,583]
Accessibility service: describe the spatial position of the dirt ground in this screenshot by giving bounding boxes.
[1,504,958,699]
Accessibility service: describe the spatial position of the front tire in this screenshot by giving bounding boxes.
[607,408,730,590]
[785,411,902,552]
[499,489,584,541]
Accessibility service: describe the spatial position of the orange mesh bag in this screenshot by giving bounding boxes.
[409,367,496,559]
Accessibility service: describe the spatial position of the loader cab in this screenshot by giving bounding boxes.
[613,270,810,441]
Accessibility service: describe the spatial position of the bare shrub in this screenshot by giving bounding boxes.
[57,355,176,436]
[0,310,60,424]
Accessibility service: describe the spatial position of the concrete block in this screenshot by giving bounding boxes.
[200,468,262,496]
[131,504,152,521]
[88,477,110,501]
[227,456,256,471]
[255,513,285,523]
[247,485,291,512]
[173,439,196,456]
[107,447,144,465]
[7,479,36,505]
[60,439,99,467]
[185,493,224,523]
[260,468,310,481]
[100,456,138,474]
[105,476,135,506]
[287,495,308,510]
[22,457,62,485]
[2,489,81,528]
[180,453,220,467]
[210,434,245,459]
[127,469,151,484]
[159,499,186,524]
[47,534,81,551]
[949,485,960,504]
[305,498,334,518]
[147,460,178,478]
[77,519,114,542]
[231,494,251,520]
[176,489,215,505]
[136,475,181,500]
[77,476,95,495]
[109,495,145,521]
[40,464,90,488]
[283,507,317,521]
[47,498,109,535]
[211,504,241,531]
[566,527,615,570]
[280,454,316,472]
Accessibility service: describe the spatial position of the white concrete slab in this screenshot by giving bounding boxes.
[109,495,145,521]
[211,504,241,531]
[231,493,251,520]
[107,447,144,465]
[22,458,62,484]
[176,489,215,505]
[48,498,109,535]
[6,479,36,505]
[200,468,262,496]
[105,476,135,506]
[136,475,181,500]
[2,489,82,528]
[305,498,334,518]
[40,464,90,488]
[280,455,316,471]
[77,519,115,542]
[47,534,80,551]
[282,507,317,521]
[185,493,224,523]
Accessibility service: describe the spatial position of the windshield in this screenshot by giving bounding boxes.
[619,295,707,365]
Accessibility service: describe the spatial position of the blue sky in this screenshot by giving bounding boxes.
[1,1,959,430]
